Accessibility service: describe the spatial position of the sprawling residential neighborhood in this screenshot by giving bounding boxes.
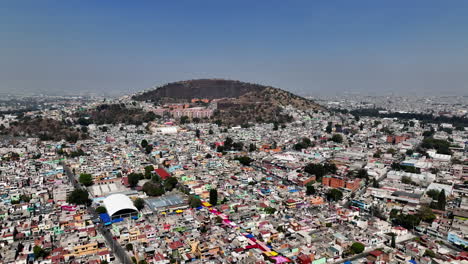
[0,94,466,264]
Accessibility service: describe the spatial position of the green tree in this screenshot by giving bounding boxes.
[180,116,189,124]
[33,245,47,259]
[304,163,326,179]
[306,185,316,195]
[390,209,399,219]
[249,143,257,152]
[79,173,93,186]
[294,137,314,151]
[264,207,276,214]
[419,206,436,223]
[164,176,178,191]
[19,194,31,203]
[394,213,421,230]
[101,261,109,264]
[96,206,107,214]
[302,137,312,147]
[216,145,225,153]
[195,129,200,138]
[424,249,436,258]
[138,260,148,264]
[208,129,214,135]
[188,195,202,208]
[232,142,244,151]
[326,122,333,133]
[421,137,451,155]
[437,189,446,210]
[67,189,91,205]
[324,162,337,174]
[390,233,396,248]
[134,198,145,210]
[326,189,343,201]
[142,182,165,196]
[234,156,253,166]
[273,122,279,131]
[401,176,413,185]
[224,137,233,150]
[145,145,153,154]
[305,162,336,181]
[141,139,148,148]
[209,189,218,206]
[293,142,306,151]
[144,165,154,179]
[426,189,440,200]
[331,134,343,143]
[372,178,379,188]
[126,243,133,251]
[356,169,369,180]
[350,242,365,254]
[127,173,142,187]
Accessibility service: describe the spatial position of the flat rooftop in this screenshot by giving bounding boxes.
[145,194,185,210]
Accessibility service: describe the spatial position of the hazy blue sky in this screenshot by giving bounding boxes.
[1,1,467,96]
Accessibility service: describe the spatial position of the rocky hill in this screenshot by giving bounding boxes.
[1,117,88,143]
[133,79,324,125]
[133,79,267,102]
[75,104,158,126]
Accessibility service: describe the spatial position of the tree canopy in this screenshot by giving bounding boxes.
[437,189,446,211]
[134,198,145,210]
[304,162,337,180]
[33,245,48,259]
[421,137,452,155]
[164,176,178,191]
[331,134,343,143]
[96,206,107,214]
[234,156,253,166]
[293,137,314,151]
[141,139,148,148]
[350,242,365,254]
[79,173,93,186]
[128,172,143,187]
[209,189,218,206]
[189,195,202,208]
[144,165,154,179]
[142,182,165,197]
[67,189,91,206]
[326,189,343,201]
[306,185,316,196]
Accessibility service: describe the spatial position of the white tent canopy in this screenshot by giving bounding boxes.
[103,193,138,218]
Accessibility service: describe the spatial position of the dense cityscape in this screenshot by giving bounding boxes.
[0,92,466,264]
[2,1,468,264]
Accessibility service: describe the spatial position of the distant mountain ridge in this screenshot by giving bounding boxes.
[133,79,323,124]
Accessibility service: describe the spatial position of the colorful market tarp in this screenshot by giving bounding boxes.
[200,200,291,263]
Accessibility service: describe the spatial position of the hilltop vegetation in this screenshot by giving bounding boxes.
[76,104,158,126]
[133,79,267,102]
[0,116,88,143]
[133,79,323,125]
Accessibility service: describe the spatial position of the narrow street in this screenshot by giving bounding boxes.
[62,163,133,264]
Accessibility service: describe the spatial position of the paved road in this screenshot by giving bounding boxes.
[62,163,132,264]
[202,202,292,262]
